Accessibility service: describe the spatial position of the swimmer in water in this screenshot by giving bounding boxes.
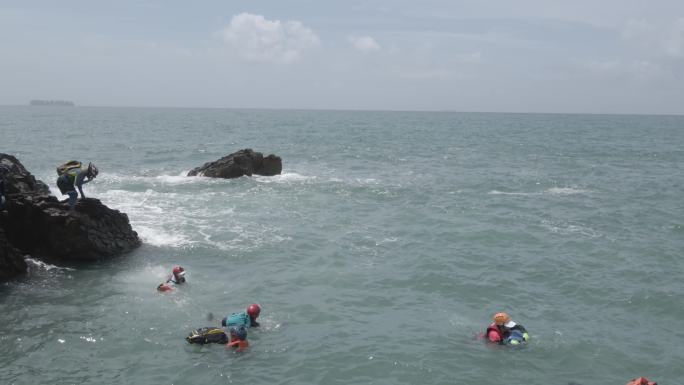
[157,265,186,292]
[221,304,261,328]
[485,312,529,345]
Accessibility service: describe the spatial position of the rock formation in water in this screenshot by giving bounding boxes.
[188,148,283,178]
[0,226,26,281]
[188,149,282,178]
[0,154,141,280]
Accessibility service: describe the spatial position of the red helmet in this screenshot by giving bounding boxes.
[247,304,261,319]
[172,266,185,276]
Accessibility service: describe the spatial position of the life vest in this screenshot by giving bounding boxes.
[227,338,249,352]
[486,323,505,343]
[186,327,229,344]
[225,311,252,328]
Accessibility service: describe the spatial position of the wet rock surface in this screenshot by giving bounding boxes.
[0,154,141,280]
[188,149,282,178]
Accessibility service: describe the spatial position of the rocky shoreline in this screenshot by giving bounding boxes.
[0,154,141,281]
[1,148,283,281]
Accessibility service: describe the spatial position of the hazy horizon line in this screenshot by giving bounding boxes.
[1,103,682,117]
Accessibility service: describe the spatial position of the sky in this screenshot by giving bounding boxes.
[1,0,683,114]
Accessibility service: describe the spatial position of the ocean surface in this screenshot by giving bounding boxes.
[1,106,683,385]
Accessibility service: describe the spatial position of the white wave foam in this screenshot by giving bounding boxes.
[104,172,227,186]
[254,172,316,183]
[489,187,588,196]
[152,172,197,185]
[47,170,292,249]
[488,190,535,196]
[25,257,75,272]
[545,187,588,195]
[126,264,173,284]
[135,226,193,248]
[541,220,601,238]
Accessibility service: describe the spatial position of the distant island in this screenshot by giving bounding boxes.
[29,100,75,106]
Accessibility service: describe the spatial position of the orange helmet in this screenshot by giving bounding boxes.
[493,312,510,326]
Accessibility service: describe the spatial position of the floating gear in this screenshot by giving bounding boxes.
[186,327,229,344]
[157,283,174,292]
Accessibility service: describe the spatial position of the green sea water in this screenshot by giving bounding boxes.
[1,106,683,385]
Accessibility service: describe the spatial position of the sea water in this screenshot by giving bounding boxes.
[1,106,683,385]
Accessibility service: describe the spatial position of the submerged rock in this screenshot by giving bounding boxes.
[0,153,141,280]
[188,149,282,178]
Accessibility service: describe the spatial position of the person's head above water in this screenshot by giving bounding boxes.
[247,303,261,320]
[172,266,186,282]
[493,312,518,329]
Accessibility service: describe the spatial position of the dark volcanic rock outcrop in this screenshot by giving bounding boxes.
[1,154,50,195]
[188,149,282,178]
[0,226,26,281]
[0,154,141,280]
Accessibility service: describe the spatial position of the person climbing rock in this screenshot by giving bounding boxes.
[56,161,98,210]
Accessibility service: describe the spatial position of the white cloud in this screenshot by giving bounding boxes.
[348,35,381,52]
[219,13,319,63]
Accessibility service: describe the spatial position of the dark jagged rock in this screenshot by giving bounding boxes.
[0,224,27,281]
[0,153,141,280]
[5,195,141,261]
[0,154,50,195]
[188,149,282,178]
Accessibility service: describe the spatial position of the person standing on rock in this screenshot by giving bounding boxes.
[56,162,98,211]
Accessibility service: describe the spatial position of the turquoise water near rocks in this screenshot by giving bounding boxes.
[1,106,683,385]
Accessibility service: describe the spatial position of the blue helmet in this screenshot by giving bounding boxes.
[229,326,247,341]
